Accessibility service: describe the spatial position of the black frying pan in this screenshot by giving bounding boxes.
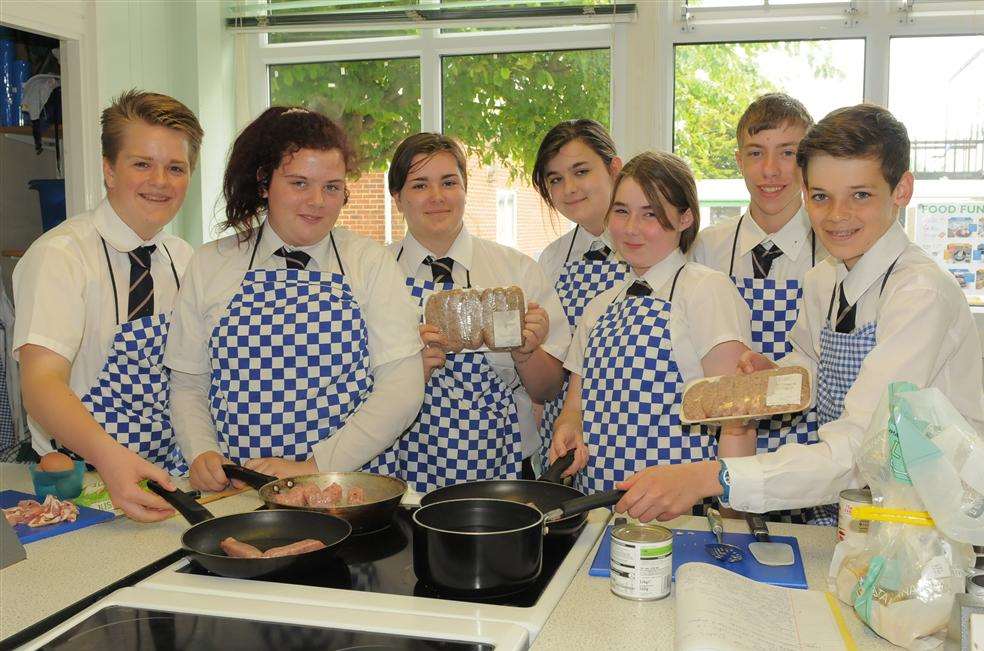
[222,465,406,534]
[148,481,351,579]
[419,450,586,535]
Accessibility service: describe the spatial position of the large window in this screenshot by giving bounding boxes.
[890,35,984,306]
[673,38,865,228]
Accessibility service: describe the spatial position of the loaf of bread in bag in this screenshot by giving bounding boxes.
[424,286,525,351]
[480,286,526,350]
[681,366,810,422]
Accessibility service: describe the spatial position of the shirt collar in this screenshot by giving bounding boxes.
[618,249,687,300]
[737,206,813,262]
[93,198,166,253]
[400,225,474,276]
[839,221,909,304]
[253,219,337,269]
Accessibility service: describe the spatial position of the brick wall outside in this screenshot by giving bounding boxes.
[337,156,573,261]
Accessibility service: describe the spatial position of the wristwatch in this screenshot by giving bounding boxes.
[718,460,732,507]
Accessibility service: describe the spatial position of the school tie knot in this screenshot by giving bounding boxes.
[835,283,856,334]
[424,255,455,284]
[583,242,611,262]
[751,242,783,279]
[626,280,652,298]
[274,247,311,270]
[127,245,156,321]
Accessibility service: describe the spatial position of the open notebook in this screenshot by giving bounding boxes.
[675,563,856,651]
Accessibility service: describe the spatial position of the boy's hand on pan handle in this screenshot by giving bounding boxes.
[550,418,588,478]
[189,451,234,493]
[90,444,175,522]
[736,350,776,375]
[419,324,448,381]
[615,460,723,523]
[245,457,317,479]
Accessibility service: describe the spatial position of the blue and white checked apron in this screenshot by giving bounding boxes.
[77,239,187,475]
[538,228,626,470]
[390,247,523,493]
[578,266,716,515]
[811,258,900,525]
[728,218,824,523]
[208,226,386,471]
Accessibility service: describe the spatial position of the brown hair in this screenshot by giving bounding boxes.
[608,151,701,253]
[797,104,910,189]
[101,89,204,170]
[531,119,618,207]
[221,106,359,242]
[736,93,813,146]
[389,132,468,194]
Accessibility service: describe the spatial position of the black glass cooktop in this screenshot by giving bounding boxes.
[40,606,494,651]
[177,507,581,608]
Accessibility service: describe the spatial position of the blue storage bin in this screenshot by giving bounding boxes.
[11,59,29,126]
[28,179,67,231]
[0,39,14,127]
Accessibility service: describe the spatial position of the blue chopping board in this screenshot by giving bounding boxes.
[1,490,115,544]
[589,525,808,589]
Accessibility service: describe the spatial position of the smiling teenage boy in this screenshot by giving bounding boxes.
[13,90,203,521]
[614,104,984,523]
[690,93,833,524]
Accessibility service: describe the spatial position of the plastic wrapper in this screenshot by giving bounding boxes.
[680,366,810,424]
[828,382,980,650]
[425,286,525,352]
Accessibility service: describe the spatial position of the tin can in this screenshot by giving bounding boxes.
[967,572,984,599]
[838,489,872,541]
[610,523,673,601]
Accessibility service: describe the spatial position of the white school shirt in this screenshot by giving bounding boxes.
[164,222,423,470]
[725,222,984,512]
[565,249,753,384]
[391,227,572,458]
[538,225,617,284]
[690,207,827,281]
[12,198,193,455]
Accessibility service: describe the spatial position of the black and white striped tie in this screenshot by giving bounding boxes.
[751,242,784,279]
[583,243,611,262]
[424,256,455,284]
[274,247,311,270]
[127,245,156,321]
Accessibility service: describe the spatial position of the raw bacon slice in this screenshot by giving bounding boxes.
[4,495,78,527]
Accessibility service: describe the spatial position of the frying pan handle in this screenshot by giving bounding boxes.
[744,511,770,542]
[547,489,625,521]
[222,464,277,489]
[147,481,214,526]
[538,450,575,484]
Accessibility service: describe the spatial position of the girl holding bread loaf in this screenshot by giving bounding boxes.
[164,107,424,491]
[549,151,755,505]
[532,119,627,472]
[388,132,570,493]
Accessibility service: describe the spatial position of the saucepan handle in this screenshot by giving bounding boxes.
[538,449,575,484]
[545,489,625,522]
[147,481,215,526]
[222,464,277,489]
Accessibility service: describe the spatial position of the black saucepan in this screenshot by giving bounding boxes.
[419,450,587,536]
[148,481,351,579]
[222,464,406,534]
[412,489,624,596]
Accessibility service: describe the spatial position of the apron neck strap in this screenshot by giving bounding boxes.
[101,238,121,327]
[728,216,742,276]
[247,222,264,270]
[563,224,580,265]
[667,264,685,303]
[825,255,901,324]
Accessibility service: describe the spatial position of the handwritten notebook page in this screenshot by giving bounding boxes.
[675,563,852,651]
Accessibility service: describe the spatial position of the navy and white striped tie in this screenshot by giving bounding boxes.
[127,245,156,321]
[424,256,455,284]
[274,247,311,270]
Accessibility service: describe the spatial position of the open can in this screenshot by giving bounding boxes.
[838,489,872,541]
[610,523,673,601]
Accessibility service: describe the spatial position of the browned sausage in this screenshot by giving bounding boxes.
[261,538,327,558]
[220,537,263,559]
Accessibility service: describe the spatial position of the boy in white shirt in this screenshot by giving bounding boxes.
[13,91,202,521]
[613,104,984,523]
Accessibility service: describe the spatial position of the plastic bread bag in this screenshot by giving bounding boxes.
[424,286,525,352]
[828,382,978,650]
[680,366,811,424]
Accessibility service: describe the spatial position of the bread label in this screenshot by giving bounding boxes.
[766,374,802,407]
[492,309,523,348]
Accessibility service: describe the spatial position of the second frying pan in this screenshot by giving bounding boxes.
[148,481,351,579]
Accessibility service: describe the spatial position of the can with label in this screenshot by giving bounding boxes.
[610,523,673,601]
[838,489,872,541]
[967,572,984,599]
